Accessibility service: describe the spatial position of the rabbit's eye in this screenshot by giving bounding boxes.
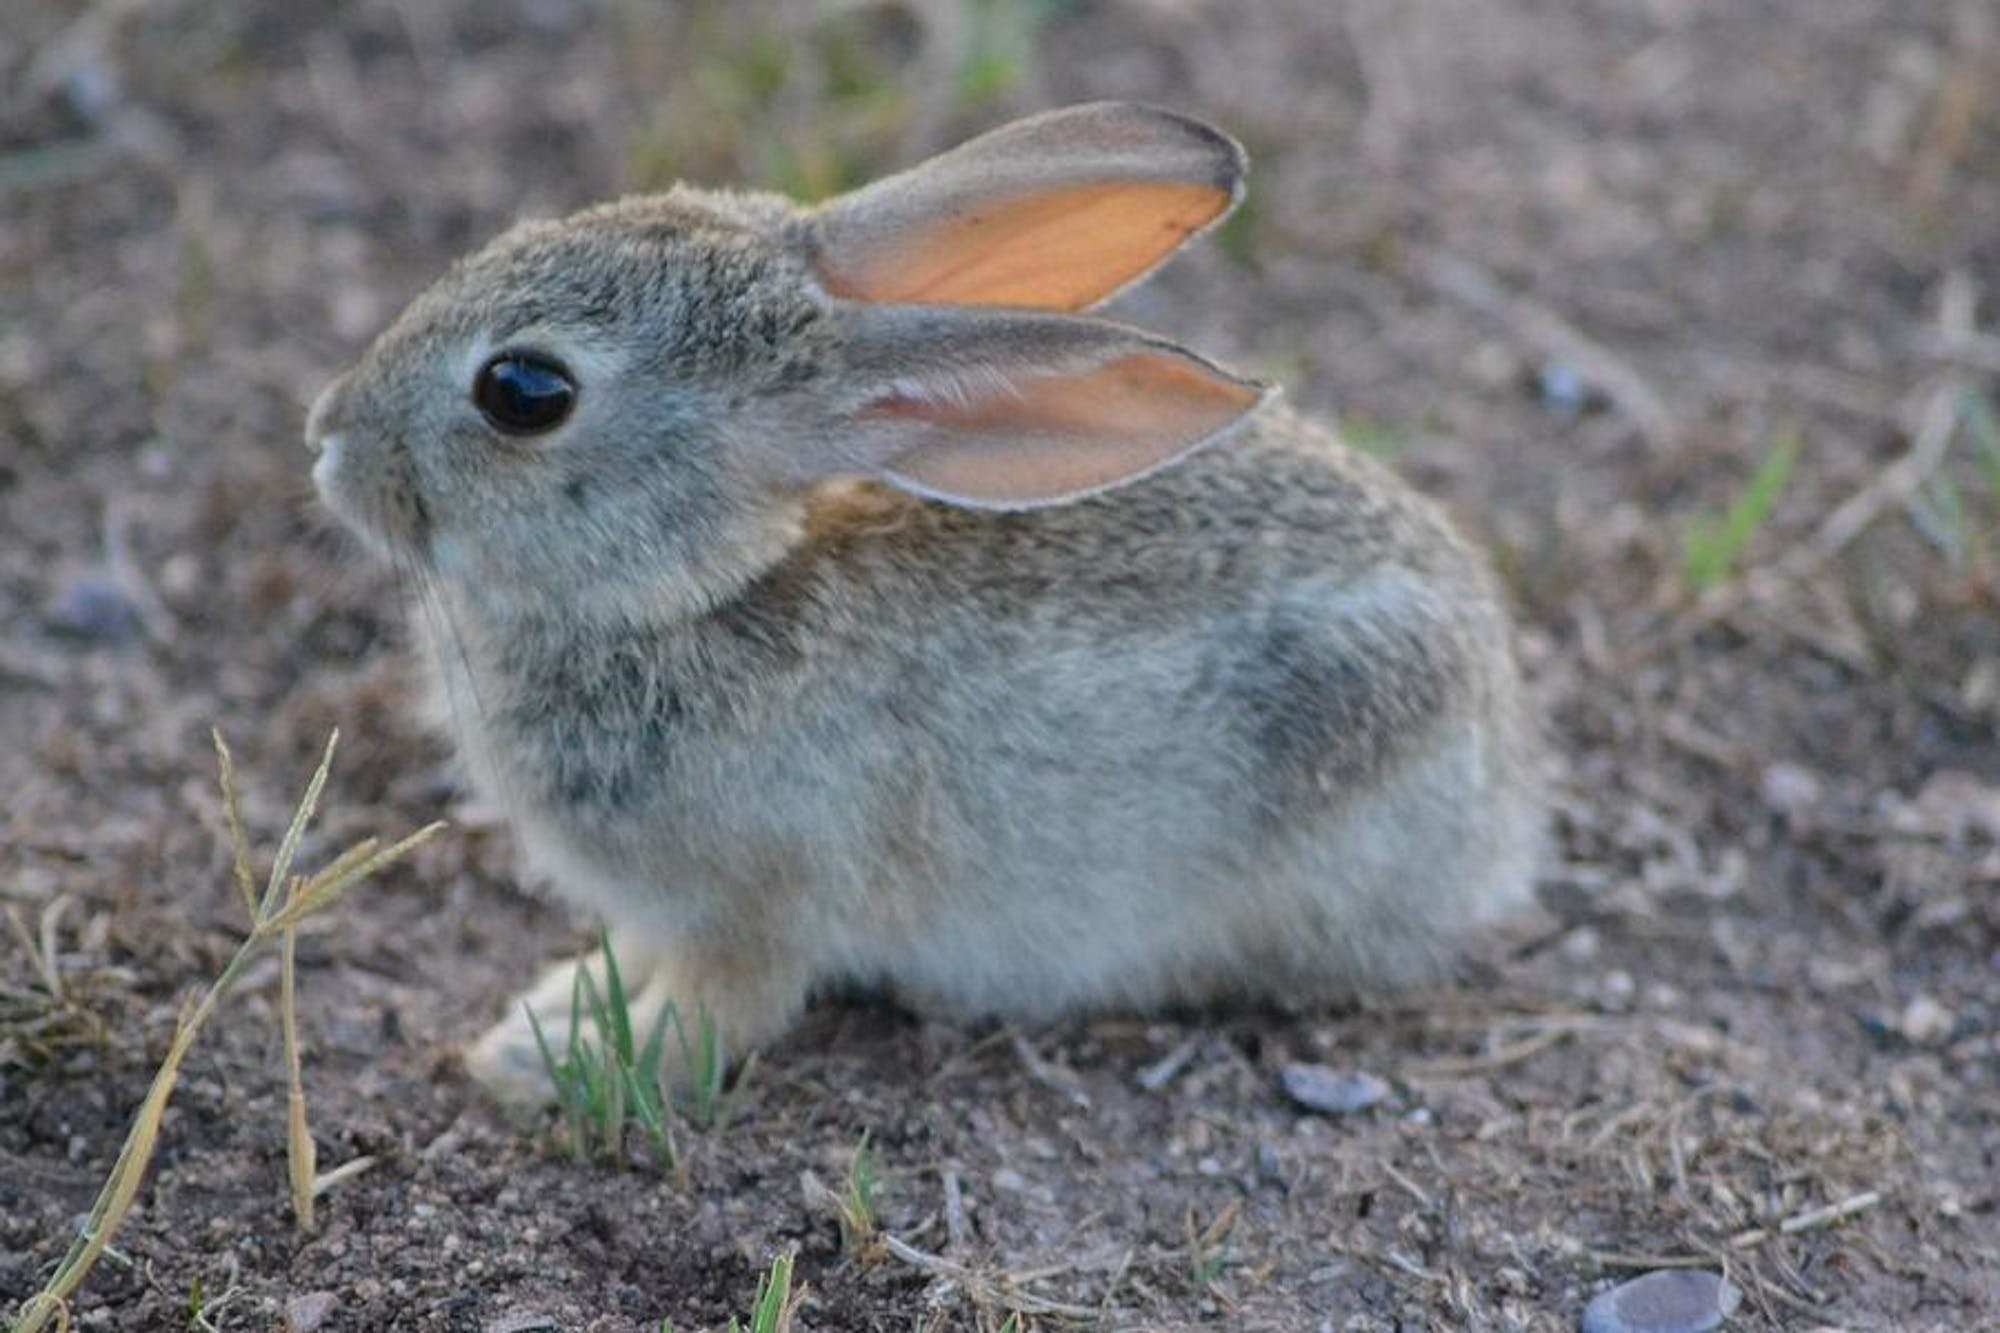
[473,353,575,435]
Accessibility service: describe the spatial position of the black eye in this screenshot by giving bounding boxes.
[473,353,575,435]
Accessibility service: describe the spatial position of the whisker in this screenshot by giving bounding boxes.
[401,551,531,822]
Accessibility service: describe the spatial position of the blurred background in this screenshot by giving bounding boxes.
[4,2,1997,1329]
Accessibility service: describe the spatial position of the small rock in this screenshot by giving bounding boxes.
[1759,761,1822,818]
[284,1292,337,1333]
[1255,1140,1286,1188]
[45,575,140,643]
[1561,926,1601,961]
[1900,993,1954,1046]
[1655,1020,1722,1058]
[483,1315,560,1333]
[1279,1063,1389,1115]
[1581,1269,1741,1333]
[1538,361,1591,415]
[1912,771,2000,843]
[159,552,203,599]
[991,1167,1029,1193]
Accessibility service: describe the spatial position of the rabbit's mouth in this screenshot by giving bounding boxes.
[309,428,434,563]
[306,374,435,559]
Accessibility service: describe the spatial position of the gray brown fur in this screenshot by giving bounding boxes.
[306,103,1542,1099]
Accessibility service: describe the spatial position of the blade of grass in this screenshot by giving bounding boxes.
[525,1004,590,1163]
[840,1130,879,1253]
[295,836,382,902]
[671,1003,727,1130]
[273,823,444,927]
[262,731,338,918]
[210,730,257,922]
[596,931,635,1064]
[1960,387,2000,499]
[1683,430,1801,591]
[746,1252,800,1333]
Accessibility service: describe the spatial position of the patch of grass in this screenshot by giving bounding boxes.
[619,2,1067,203]
[957,0,1045,107]
[1339,413,1412,458]
[796,1130,885,1261]
[527,930,743,1177]
[839,1130,881,1254]
[618,2,906,201]
[1183,1198,1240,1288]
[678,1006,736,1133]
[2,896,110,1060]
[9,731,442,1333]
[661,1251,803,1333]
[1682,428,1801,591]
[1962,389,2000,495]
[1906,389,2000,567]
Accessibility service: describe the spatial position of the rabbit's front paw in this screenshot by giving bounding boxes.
[461,939,666,1108]
[461,938,805,1109]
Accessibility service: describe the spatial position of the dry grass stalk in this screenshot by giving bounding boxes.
[282,872,316,1233]
[880,1234,1105,1320]
[8,729,442,1333]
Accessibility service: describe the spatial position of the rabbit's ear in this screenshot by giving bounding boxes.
[811,306,1270,509]
[807,102,1245,311]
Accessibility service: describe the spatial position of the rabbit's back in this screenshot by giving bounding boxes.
[443,406,1539,1016]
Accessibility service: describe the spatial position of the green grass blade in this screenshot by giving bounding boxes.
[596,928,634,1064]
[1959,388,2000,500]
[1684,430,1801,590]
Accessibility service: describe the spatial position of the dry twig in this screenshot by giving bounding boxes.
[880,1234,1105,1320]
[1416,249,1677,448]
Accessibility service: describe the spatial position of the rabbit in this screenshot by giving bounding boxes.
[305,102,1543,1104]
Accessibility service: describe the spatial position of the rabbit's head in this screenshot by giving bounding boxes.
[308,103,1270,620]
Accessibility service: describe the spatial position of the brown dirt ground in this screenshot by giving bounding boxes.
[4,1,1998,1329]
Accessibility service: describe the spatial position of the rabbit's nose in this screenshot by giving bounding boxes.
[304,374,350,454]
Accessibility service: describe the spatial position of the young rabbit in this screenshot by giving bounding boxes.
[307,103,1542,1102]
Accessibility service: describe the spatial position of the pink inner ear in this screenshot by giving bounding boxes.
[819,179,1235,311]
[866,351,1265,507]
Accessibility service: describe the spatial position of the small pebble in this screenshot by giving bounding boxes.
[483,1314,560,1333]
[1900,993,1953,1046]
[1255,1140,1286,1188]
[1759,761,1822,817]
[284,1292,337,1333]
[1581,1269,1741,1333]
[1538,361,1589,415]
[1279,1063,1389,1115]
[44,575,140,643]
